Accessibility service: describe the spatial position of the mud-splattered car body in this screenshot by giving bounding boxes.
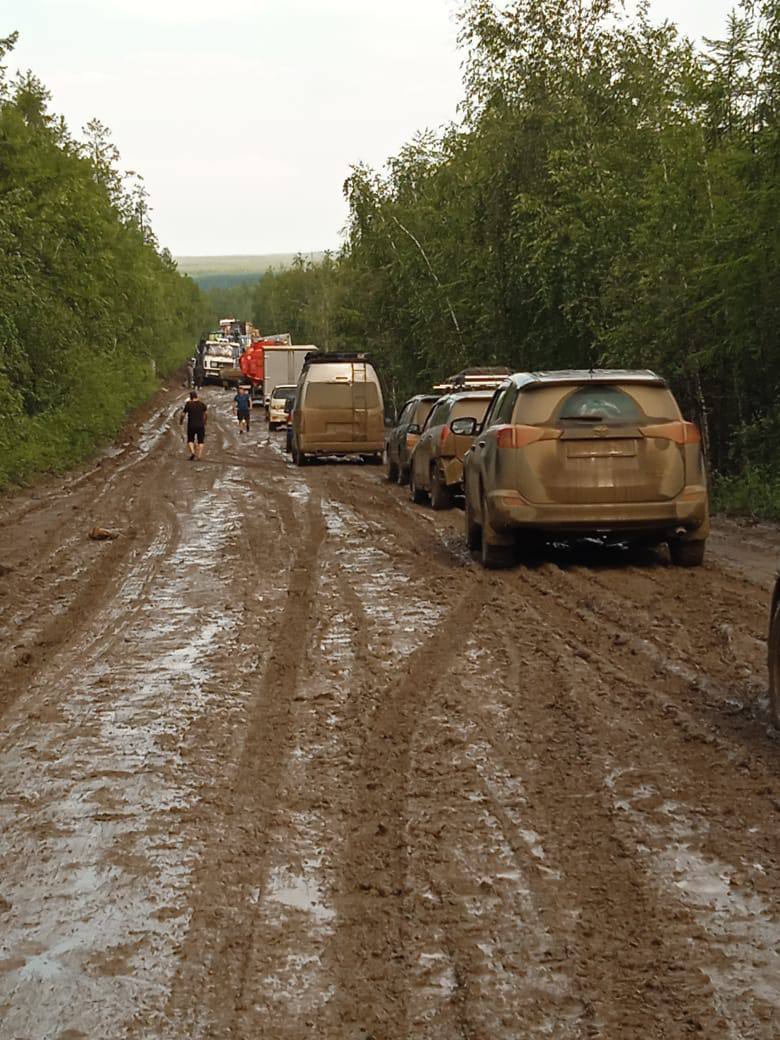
[386,394,438,485]
[409,392,494,510]
[769,576,780,726]
[461,370,710,568]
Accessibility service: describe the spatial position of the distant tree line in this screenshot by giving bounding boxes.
[0,32,205,487]
[211,0,780,514]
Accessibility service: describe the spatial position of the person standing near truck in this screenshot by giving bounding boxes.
[234,384,251,434]
[179,391,208,460]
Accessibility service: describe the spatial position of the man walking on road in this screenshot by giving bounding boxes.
[180,390,208,460]
[234,385,251,434]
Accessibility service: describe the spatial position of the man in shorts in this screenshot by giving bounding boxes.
[234,384,251,434]
[180,390,208,460]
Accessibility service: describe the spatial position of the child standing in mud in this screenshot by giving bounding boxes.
[179,390,208,461]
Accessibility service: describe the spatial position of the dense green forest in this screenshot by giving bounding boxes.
[219,0,780,516]
[0,32,205,488]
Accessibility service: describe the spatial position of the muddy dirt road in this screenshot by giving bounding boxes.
[1,385,779,1040]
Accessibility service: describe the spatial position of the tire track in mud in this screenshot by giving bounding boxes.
[485,618,724,1038]
[470,566,780,1035]
[160,492,326,1039]
[317,575,491,1039]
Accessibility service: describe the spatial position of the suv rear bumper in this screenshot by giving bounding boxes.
[487,486,709,538]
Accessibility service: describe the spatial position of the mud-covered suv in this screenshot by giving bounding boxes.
[409,391,494,510]
[386,394,438,485]
[460,370,709,567]
[769,578,780,726]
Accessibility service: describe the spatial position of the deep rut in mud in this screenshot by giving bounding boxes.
[0,384,779,1040]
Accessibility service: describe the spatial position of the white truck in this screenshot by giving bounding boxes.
[262,345,319,407]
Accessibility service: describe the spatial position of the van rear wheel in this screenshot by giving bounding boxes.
[293,446,308,467]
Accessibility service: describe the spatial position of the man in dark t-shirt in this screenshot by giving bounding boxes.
[179,391,208,461]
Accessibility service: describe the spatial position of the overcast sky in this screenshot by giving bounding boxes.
[7,0,738,257]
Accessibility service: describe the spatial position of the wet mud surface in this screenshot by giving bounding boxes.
[0,385,779,1039]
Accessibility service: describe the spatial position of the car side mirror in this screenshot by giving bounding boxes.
[407,423,421,435]
[450,417,477,436]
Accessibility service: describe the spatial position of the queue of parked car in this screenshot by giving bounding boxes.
[387,366,709,570]
[269,351,780,727]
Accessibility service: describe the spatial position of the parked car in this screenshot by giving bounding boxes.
[290,352,384,466]
[386,394,438,485]
[267,384,297,430]
[408,391,495,510]
[460,370,710,568]
[769,577,780,726]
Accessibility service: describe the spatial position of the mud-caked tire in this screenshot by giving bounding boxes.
[669,538,705,567]
[430,466,454,511]
[768,599,780,728]
[387,455,399,483]
[465,492,481,550]
[480,495,514,569]
[409,468,427,504]
[269,421,277,431]
[292,446,308,467]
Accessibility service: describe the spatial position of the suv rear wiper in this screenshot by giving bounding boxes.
[567,414,605,422]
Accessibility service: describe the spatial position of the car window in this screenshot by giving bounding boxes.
[398,401,415,425]
[513,384,682,424]
[558,386,642,422]
[305,383,380,408]
[493,387,517,425]
[484,387,510,427]
[426,399,451,429]
[414,399,436,426]
[451,397,491,422]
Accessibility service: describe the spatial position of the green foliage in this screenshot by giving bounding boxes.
[248,0,780,516]
[0,40,206,487]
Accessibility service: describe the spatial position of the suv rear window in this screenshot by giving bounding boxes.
[514,384,681,425]
[559,386,642,422]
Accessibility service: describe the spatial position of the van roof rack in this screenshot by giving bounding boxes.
[304,351,374,365]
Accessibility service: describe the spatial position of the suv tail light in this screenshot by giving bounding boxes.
[640,421,701,445]
[440,425,455,455]
[496,425,561,449]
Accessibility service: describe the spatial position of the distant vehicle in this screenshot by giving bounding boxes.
[285,395,296,453]
[409,391,495,510]
[201,339,235,384]
[386,394,439,485]
[263,344,317,408]
[290,352,384,466]
[460,369,709,568]
[769,578,780,726]
[267,385,297,429]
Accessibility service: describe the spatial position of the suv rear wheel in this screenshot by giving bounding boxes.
[465,492,481,550]
[480,494,514,569]
[409,467,427,504]
[769,598,780,728]
[669,538,705,567]
[430,465,454,511]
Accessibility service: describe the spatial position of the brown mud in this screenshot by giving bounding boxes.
[0,384,778,1040]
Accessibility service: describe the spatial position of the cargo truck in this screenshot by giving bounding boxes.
[263,345,319,408]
